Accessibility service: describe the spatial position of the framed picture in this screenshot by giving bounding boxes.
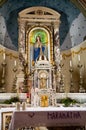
[1,112,13,130]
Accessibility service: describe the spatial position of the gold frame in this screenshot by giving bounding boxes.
[26,25,53,73]
[1,112,13,130]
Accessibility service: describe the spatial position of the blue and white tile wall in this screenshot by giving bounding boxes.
[0,0,86,51]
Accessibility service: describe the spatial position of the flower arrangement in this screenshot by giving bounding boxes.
[3,96,20,104]
[60,97,78,107]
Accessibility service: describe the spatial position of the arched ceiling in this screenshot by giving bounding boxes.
[0,0,86,51]
[70,0,86,17]
[0,0,86,17]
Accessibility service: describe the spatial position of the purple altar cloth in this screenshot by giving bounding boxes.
[9,107,86,130]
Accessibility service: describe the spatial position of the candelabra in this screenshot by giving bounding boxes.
[23,59,30,93]
[12,65,17,92]
[78,62,85,93]
[59,74,65,93]
[59,62,64,93]
[1,59,7,92]
[69,67,74,93]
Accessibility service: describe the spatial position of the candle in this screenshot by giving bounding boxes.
[14,60,17,66]
[3,53,5,60]
[60,54,62,61]
[22,102,26,110]
[70,60,72,67]
[78,55,80,61]
[16,102,20,110]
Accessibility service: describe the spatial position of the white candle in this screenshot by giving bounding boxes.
[70,60,72,67]
[3,53,5,60]
[60,54,62,61]
[22,102,26,110]
[16,102,20,110]
[78,55,80,61]
[14,60,17,66]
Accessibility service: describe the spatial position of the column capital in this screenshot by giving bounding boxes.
[54,21,61,29]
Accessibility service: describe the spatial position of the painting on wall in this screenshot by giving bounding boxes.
[1,112,13,130]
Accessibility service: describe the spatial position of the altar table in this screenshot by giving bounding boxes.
[9,107,86,130]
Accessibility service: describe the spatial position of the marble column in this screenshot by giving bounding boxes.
[18,19,26,54]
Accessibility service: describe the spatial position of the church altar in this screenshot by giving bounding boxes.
[9,107,86,130]
[0,93,86,130]
[0,6,86,130]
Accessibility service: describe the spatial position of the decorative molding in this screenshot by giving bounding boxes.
[78,0,86,10]
[62,46,86,59]
[0,49,18,59]
[71,0,86,17]
[2,112,13,130]
[19,6,60,19]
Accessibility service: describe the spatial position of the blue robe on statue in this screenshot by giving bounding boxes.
[34,46,45,61]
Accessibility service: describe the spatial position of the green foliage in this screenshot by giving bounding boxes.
[60,97,78,107]
[3,96,20,104]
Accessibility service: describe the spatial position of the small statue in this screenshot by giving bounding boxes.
[33,88,40,107]
[40,78,46,89]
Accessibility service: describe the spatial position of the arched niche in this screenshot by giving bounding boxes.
[27,26,51,70]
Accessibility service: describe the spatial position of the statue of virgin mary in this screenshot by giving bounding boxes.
[34,36,45,61]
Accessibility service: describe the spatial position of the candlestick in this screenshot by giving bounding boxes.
[69,66,74,93]
[12,64,17,92]
[77,62,85,93]
[1,59,7,92]
[59,73,64,93]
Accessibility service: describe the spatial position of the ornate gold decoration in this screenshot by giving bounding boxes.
[69,67,74,93]
[77,61,85,93]
[12,65,17,93]
[2,112,12,130]
[40,95,48,107]
[0,49,18,59]
[62,46,86,59]
[26,25,53,71]
[35,10,44,15]
[78,0,86,10]
[1,59,7,92]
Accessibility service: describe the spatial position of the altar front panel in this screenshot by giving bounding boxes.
[9,107,86,130]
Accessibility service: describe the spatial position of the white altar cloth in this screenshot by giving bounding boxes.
[9,107,86,130]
